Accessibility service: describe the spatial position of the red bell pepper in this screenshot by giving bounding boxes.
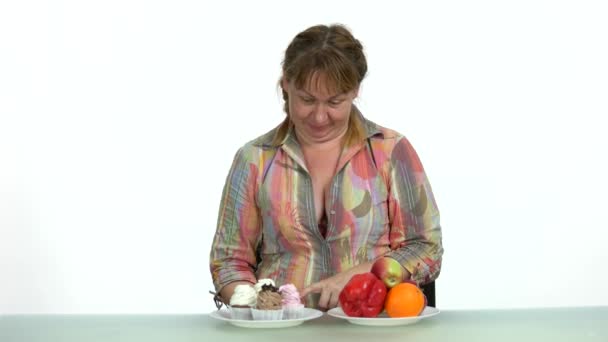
[339,272,387,317]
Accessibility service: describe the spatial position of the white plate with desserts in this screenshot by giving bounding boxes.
[327,306,440,326]
[209,307,323,328]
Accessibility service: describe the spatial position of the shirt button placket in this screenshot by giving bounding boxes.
[324,179,339,273]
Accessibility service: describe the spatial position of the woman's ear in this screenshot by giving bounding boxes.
[281,77,289,92]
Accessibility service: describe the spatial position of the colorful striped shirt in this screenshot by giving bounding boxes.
[210,111,443,308]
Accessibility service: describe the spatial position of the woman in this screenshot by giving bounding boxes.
[210,24,443,310]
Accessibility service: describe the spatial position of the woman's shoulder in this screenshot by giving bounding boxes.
[231,125,281,164]
[363,117,410,148]
[248,125,281,149]
[364,118,425,171]
[361,115,425,167]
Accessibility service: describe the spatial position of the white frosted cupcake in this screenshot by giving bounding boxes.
[254,278,276,293]
[251,283,284,320]
[279,284,305,319]
[229,284,256,320]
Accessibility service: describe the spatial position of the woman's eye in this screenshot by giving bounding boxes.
[302,98,315,104]
[329,100,343,106]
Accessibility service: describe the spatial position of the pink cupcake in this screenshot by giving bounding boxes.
[279,284,305,319]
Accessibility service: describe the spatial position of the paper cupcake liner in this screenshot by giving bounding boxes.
[229,307,252,320]
[282,304,305,319]
[251,308,284,321]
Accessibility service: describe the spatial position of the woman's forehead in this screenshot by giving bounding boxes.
[296,71,343,96]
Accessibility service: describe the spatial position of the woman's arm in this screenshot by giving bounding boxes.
[209,146,262,302]
[384,136,443,285]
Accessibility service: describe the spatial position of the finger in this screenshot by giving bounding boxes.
[328,290,340,309]
[300,283,322,298]
[318,288,331,311]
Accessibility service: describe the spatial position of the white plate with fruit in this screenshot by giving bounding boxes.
[330,257,440,326]
[327,306,440,326]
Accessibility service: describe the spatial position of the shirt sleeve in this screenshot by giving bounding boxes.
[209,146,261,292]
[384,137,443,285]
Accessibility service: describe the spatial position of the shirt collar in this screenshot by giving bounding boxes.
[252,107,384,172]
[254,107,383,148]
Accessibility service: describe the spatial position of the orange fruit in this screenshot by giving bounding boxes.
[384,282,426,318]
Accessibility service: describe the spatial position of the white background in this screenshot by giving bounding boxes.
[1,0,607,314]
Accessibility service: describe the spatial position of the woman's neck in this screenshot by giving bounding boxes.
[295,127,347,152]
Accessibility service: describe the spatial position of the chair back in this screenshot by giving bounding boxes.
[420,281,436,307]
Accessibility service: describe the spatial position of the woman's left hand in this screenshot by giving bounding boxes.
[300,262,373,310]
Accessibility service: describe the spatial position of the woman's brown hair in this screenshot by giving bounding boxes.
[272,24,368,146]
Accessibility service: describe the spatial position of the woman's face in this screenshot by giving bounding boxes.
[282,75,358,146]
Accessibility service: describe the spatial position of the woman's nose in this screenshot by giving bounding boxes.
[312,103,329,122]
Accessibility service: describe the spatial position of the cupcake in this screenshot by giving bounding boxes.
[254,278,276,293]
[279,284,305,319]
[229,284,256,320]
[251,283,284,320]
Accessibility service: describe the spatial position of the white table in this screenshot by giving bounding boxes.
[2,307,607,342]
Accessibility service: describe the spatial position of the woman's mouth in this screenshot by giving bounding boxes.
[308,126,330,137]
